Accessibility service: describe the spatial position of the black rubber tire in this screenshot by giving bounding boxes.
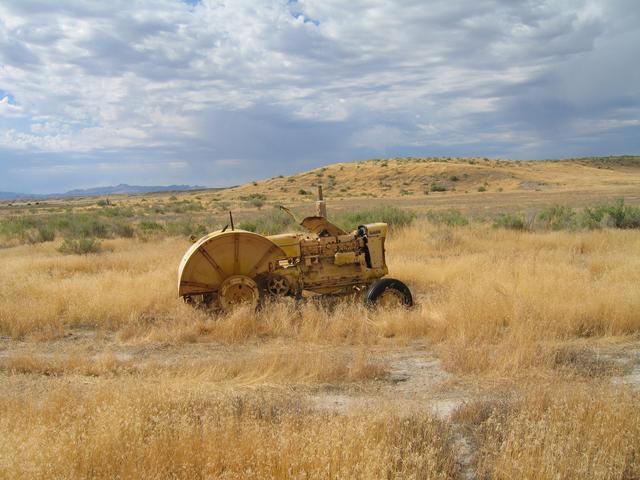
[364,278,413,307]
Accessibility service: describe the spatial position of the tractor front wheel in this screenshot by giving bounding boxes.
[218,275,260,311]
[364,278,413,308]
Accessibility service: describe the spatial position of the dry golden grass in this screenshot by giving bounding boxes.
[0,383,458,479]
[2,221,639,377]
[202,156,640,203]
[0,351,138,377]
[0,348,386,385]
[390,223,640,375]
[454,383,640,479]
[0,237,189,338]
[1,208,639,477]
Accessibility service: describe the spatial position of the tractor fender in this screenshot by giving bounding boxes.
[178,230,287,297]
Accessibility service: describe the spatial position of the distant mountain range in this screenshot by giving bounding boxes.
[0,184,210,201]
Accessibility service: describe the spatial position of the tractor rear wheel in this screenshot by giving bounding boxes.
[364,278,413,308]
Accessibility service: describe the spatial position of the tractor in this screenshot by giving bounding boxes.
[178,187,413,311]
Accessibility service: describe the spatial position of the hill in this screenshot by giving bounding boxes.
[3,156,638,218]
[216,155,640,203]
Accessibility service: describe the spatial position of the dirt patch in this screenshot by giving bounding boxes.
[611,348,640,390]
[310,343,472,419]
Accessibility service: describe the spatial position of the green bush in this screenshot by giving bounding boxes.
[238,208,297,235]
[240,193,267,209]
[138,220,164,232]
[0,216,40,238]
[58,237,102,255]
[336,205,416,231]
[167,200,204,214]
[98,206,135,218]
[538,205,577,230]
[113,223,135,238]
[537,200,640,231]
[599,199,640,229]
[430,183,447,192]
[73,216,109,238]
[215,201,231,211]
[45,213,109,239]
[240,193,267,201]
[36,225,55,242]
[576,200,640,230]
[580,204,605,229]
[493,213,528,231]
[0,214,113,243]
[238,220,257,232]
[18,224,56,244]
[425,209,469,227]
[478,186,487,192]
[166,219,207,237]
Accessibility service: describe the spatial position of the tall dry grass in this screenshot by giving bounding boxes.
[454,383,640,479]
[0,382,458,479]
[1,219,639,478]
[390,222,640,374]
[0,348,387,385]
[2,221,639,377]
[0,237,189,338]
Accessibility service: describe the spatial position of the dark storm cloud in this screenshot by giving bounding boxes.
[0,0,638,192]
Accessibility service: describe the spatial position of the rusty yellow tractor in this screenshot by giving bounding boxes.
[178,187,413,311]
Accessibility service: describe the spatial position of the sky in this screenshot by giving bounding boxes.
[0,0,639,193]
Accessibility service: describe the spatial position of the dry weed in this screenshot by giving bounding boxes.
[2,221,638,380]
[0,352,137,377]
[0,348,387,386]
[0,383,458,479]
[454,383,640,479]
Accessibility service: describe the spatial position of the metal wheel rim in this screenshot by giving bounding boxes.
[267,276,290,296]
[376,288,406,308]
[219,275,259,311]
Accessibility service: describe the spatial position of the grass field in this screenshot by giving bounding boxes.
[1,157,639,479]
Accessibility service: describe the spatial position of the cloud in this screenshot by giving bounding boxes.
[0,94,23,117]
[0,0,638,192]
